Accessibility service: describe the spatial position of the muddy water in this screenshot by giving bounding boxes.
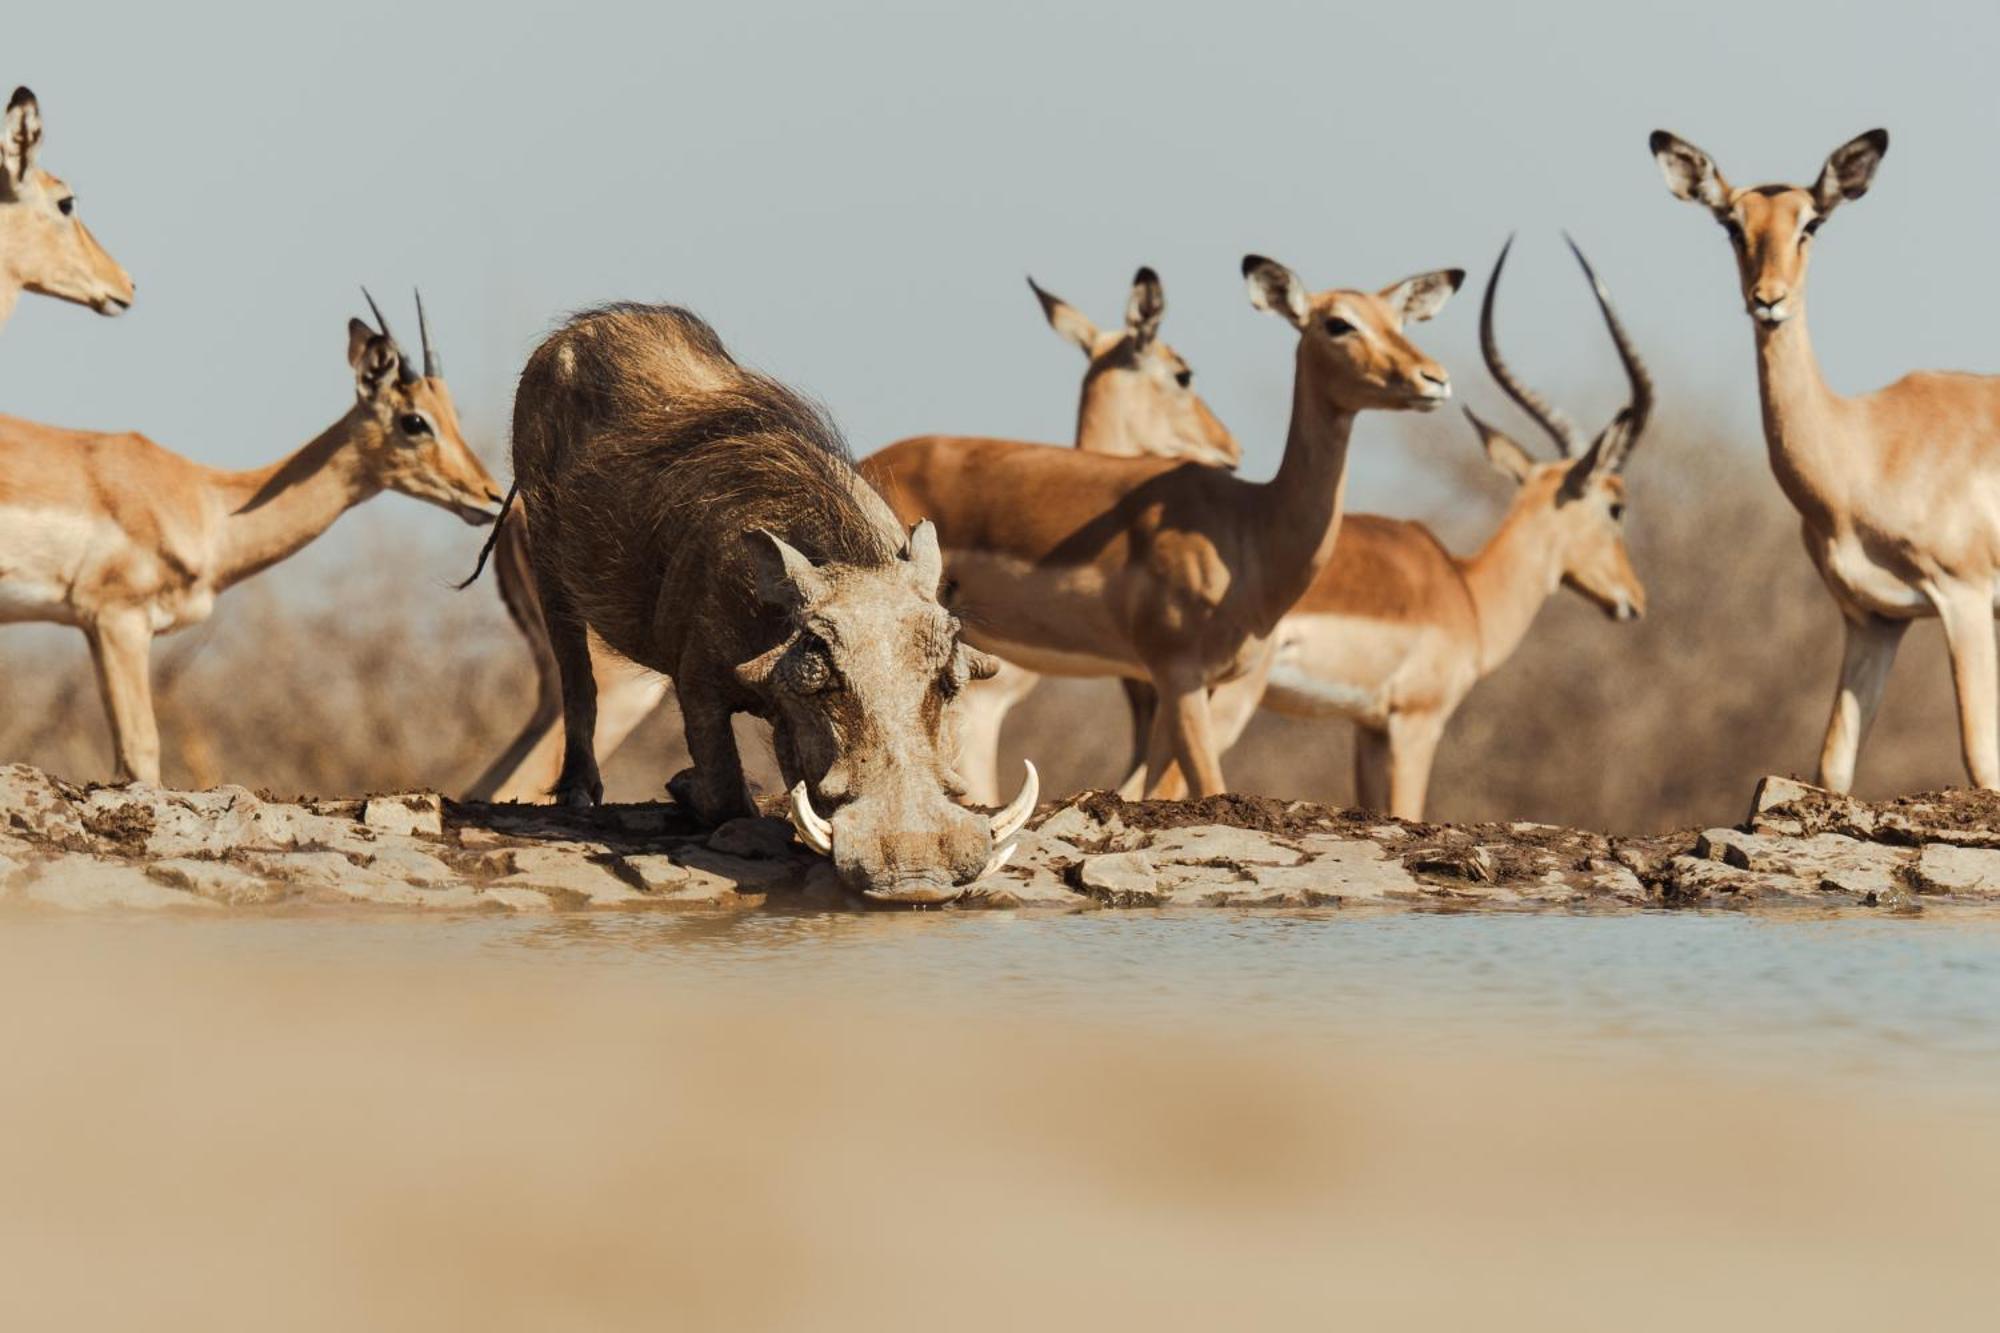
[31,907,2000,1094]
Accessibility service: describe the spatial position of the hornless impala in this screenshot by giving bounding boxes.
[861,255,1463,799]
[0,296,501,783]
[463,266,1240,803]
[1651,128,2000,793]
[0,87,134,329]
[1140,236,1651,819]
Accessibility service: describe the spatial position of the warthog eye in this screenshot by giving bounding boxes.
[781,639,834,694]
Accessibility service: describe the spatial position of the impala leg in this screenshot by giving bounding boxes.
[1146,668,1224,799]
[1816,612,1907,794]
[1933,589,2000,790]
[956,662,1039,807]
[1352,725,1390,813]
[85,609,161,785]
[1385,711,1445,822]
[1114,679,1157,800]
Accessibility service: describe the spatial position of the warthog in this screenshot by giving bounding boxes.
[498,303,1036,903]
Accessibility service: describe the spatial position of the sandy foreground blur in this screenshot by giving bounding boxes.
[1,923,1994,1332]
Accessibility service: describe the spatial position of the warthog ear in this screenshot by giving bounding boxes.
[747,529,828,612]
[904,520,944,595]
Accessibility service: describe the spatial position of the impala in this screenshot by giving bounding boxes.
[463,266,1240,803]
[861,255,1462,799]
[0,296,501,784]
[1134,236,1650,819]
[1651,128,2000,793]
[0,87,133,328]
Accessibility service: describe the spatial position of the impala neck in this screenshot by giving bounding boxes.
[1458,499,1564,677]
[212,407,384,588]
[1250,352,1356,629]
[1752,302,1847,525]
[0,280,19,330]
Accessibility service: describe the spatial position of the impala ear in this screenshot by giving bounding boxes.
[1813,129,1889,215]
[3,87,43,191]
[1381,268,1464,324]
[1125,266,1165,351]
[1463,408,1535,485]
[747,529,829,612]
[347,320,402,397]
[1650,130,1731,211]
[1242,255,1309,329]
[1558,410,1634,503]
[1028,276,1099,354]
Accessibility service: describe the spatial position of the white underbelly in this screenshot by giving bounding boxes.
[0,506,114,625]
[1817,535,1937,617]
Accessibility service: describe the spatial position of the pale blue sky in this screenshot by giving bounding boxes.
[4,0,1995,536]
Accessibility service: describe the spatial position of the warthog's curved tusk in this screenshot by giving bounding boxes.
[987,760,1040,843]
[979,841,1018,881]
[788,782,834,856]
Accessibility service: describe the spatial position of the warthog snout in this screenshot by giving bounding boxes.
[790,761,1039,904]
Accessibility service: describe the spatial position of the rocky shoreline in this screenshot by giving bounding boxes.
[4,763,2000,915]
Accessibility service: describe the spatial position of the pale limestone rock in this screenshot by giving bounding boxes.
[478,885,557,912]
[356,845,461,888]
[1245,842,1422,903]
[24,858,215,911]
[145,858,289,906]
[362,793,444,838]
[1143,825,1303,868]
[1909,844,2000,895]
[1034,803,1121,845]
[494,846,648,906]
[1074,851,1161,906]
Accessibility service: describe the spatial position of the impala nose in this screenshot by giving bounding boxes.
[1750,284,1792,325]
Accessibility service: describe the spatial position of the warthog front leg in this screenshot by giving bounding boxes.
[669,680,757,826]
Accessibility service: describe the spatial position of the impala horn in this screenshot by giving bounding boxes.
[1563,231,1653,470]
[1479,235,1579,457]
[361,286,420,385]
[415,286,441,380]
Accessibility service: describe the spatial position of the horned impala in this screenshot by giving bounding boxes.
[0,296,500,784]
[463,266,1239,803]
[1652,128,2000,793]
[0,87,133,329]
[862,255,1462,799]
[1122,237,1650,819]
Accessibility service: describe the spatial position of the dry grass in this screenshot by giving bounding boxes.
[0,421,1971,833]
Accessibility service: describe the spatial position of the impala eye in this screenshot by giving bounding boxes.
[56,196,75,216]
[1722,218,1746,244]
[1609,502,1626,522]
[398,413,433,438]
[1323,317,1356,337]
[1802,215,1824,239]
[1174,368,1193,388]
